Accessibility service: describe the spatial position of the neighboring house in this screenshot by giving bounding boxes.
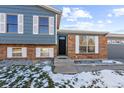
[107,34,124,44]
[0,5,61,60]
[107,34,124,59]
[0,5,108,60]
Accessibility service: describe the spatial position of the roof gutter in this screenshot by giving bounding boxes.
[58,29,109,35]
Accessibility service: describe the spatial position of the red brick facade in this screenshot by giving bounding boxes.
[0,34,107,60]
[67,34,108,59]
[0,44,57,60]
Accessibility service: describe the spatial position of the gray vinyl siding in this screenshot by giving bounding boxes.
[108,37,124,59]
[108,44,124,59]
[0,5,57,44]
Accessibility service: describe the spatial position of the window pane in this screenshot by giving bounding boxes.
[13,53,22,57]
[88,46,95,53]
[7,15,17,33]
[79,46,87,53]
[39,17,48,26]
[12,48,22,57]
[88,36,95,46]
[80,36,87,46]
[7,25,17,33]
[13,48,21,52]
[7,15,17,24]
[39,17,49,33]
[40,48,49,57]
[39,26,48,33]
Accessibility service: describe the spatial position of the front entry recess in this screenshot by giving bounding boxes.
[59,36,66,55]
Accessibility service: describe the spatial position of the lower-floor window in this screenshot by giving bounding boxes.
[12,48,22,57]
[7,47,53,58]
[79,36,95,53]
[40,48,49,57]
[36,48,54,58]
[7,47,27,58]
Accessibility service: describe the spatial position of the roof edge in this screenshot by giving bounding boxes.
[58,29,109,35]
[107,33,124,38]
[39,5,62,14]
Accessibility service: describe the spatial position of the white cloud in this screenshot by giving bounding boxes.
[66,18,77,22]
[62,7,93,22]
[113,30,124,33]
[97,20,106,28]
[107,20,112,24]
[62,7,71,17]
[97,24,105,28]
[97,20,103,24]
[113,8,124,16]
[107,13,113,17]
[73,9,92,19]
[62,22,94,30]
[61,21,107,31]
[76,22,94,29]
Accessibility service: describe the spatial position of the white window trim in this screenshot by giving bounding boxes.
[7,47,27,58]
[75,35,79,54]
[49,16,54,35]
[95,36,99,54]
[0,13,6,33]
[33,15,39,34]
[18,14,24,34]
[55,14,57,44]
[5,13,24,34]
[33,15,54,35]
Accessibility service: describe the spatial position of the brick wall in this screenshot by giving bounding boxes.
[67,34,108,59]
[0,44,57,60]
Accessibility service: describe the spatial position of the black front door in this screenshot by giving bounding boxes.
[59,36,66,55]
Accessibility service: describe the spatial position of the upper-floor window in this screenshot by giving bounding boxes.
[7,15,18,33]
[39,17,49,34]
[79,36,95,53]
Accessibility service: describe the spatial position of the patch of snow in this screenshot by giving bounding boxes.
[32,74,40,78]
[35,63,41,67]
[100,70,124,87]
[42,65,51,72]
[102,60,122,64]
[0,60,124,88]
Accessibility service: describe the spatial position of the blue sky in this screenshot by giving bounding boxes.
[53,5,124,34]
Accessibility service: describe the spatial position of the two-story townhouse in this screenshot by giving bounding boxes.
[0,5,108,61]
[0,5,61,60]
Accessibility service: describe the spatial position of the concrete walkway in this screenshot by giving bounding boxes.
[54,57,124,74]
[54,56,77,74]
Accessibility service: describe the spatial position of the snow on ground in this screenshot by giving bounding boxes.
[49,69,124,88]
[0,60,124,88]
[102,60,122,64]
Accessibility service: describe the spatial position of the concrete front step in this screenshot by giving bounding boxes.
[54,56,74,66]
[55,56,70,59]
[54,60,74,65]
